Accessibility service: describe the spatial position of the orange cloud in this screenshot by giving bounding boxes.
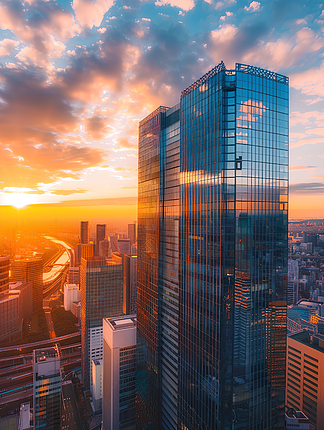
[73,0,115,28]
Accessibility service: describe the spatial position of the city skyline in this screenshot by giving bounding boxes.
[0,0,323,219]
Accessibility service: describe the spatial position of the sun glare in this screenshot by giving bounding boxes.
[3,193,38,209]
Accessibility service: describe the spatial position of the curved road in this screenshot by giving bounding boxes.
[43,236,72,284]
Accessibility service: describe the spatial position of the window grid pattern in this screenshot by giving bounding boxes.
[178,66,288,430]
[160,108,180,430]
[119,346,136,430]
[137,110,165,429]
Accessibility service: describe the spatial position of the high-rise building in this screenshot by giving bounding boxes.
[91,359,103,412]
[99,239,112,258]
[81,256,123,389]
[9,281,33,321]
[122,254,137,315]
[117,238,131,255]
[10,258,43,312]
[78,243,95,262]
[33,346,62,430]
[128,223,136,246]
[67,266,80,285]
[137,62,288,429]
[96,224,106,255]
[286,331,324,429]
[0,256,10,293]
[80,221,89,244]
[288,259,300,305]
[0,290,22,342]
[102,315,136,430]
[64,283,81,311]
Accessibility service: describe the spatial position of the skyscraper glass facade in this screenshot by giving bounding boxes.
[137,62,288,430]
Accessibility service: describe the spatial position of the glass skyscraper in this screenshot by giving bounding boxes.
[137,62,288,430]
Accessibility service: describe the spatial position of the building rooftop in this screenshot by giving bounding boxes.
[65,283,79,289]
[34,347,59,363]
[105,314,136,331]
[289,330,324,353]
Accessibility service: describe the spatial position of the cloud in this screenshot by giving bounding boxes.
[291,60,324,98]
[85,115,114,140]
[50,189,88,196]
[0,67,107,188]
[0,0,80,67]
[0,39,19,57]
[129,22,205,108]
[155,0,195,11]
[290,166,316,171]
[242,27,324,70]
[113,137,137,151]
[36,196,138,207]
[290,182,324,194]
[208,22,268,66]
[56,28,139,100]
[215,0,236,10]
[72,0,115,28]
[244,1,261,12]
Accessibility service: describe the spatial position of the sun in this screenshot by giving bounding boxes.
[2,192,38,209]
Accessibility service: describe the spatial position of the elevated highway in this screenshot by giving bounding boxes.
[42,236,73,297]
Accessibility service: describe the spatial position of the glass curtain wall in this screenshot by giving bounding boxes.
[179,63,288,430]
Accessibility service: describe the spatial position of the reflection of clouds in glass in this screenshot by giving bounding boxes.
[237,99,267,122]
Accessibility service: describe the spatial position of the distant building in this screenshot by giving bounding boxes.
[123,255,137,315]
[102,315,136,430]
[117,239,131,255]
[287,330,324,429]
[131,242,137,256]
[96,224,106,255]
[128,223,136,246]
[64,283,81,311]
[0,255,10,293]
[81,221,89,244]
[81,256,123,390]
[67,266,80,285]
[33,346,62,430]
[288,259,300,304]
[99,239,112,259]
[10,258,43,312]
[0,291,22,343]
[71,300,81,321]
[76,243,95,265]
[91,359,103,412]
[109,234,119,252]
[9,281,33,321]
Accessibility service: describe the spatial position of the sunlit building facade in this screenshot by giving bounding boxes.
[0,256,10,293]
[137,63,288,430]
[81,256,123,390]
[10,257,43,312]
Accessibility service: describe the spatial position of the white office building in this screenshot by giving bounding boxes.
[102,315,136,430]
[64,283,81,311]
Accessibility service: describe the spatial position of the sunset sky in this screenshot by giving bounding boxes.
[0,0,323,218]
